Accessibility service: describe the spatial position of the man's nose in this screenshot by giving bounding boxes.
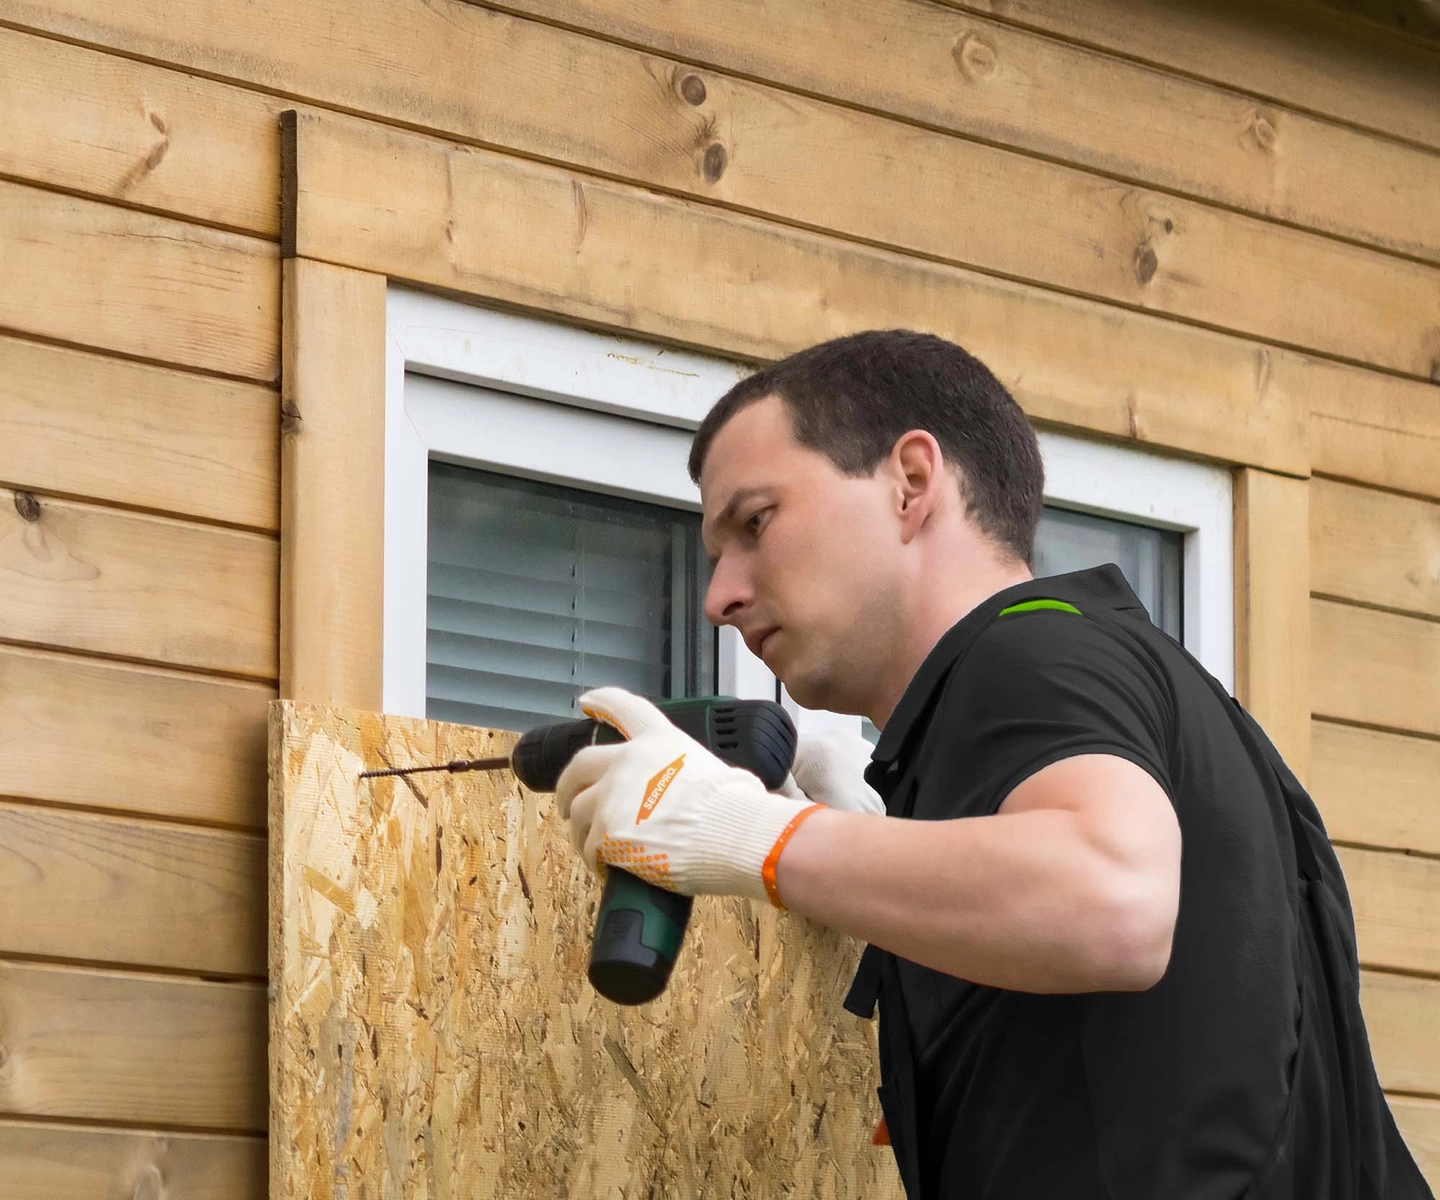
[704,556,751,627]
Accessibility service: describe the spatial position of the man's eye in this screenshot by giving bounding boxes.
[746,510,769,535]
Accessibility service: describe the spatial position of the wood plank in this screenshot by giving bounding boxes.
[951,0,1440,152]
[287,110,1310,475]
[0,335,278,531]
[1363,970,1440,1096]
[1305,356,1440,501]
[1311,599,1440,737]
[1313,720,1440,855]
[0,25,282,236]
[1312,479,1440,618]
[0,489,278,679]
[1339,844,1440,976]
[0,645,270,829]
[1,2,1434,375]
[279,260,386,708]
[268,700,898,1199]
[1234,470,1311,779]
[0,1119,265,1200]
[0,803,264,976]
[501,0,1440,261]
[0,180,277,382]
[1392,1096,1440,1190]
[0,961,265,1130]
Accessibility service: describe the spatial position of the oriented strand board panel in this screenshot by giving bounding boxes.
[0,1120,265,1200]
[1312,479,1440,619]
[0,644,271,828]
[1312,600,1440,738]
[1313,721,1440,856]
[0,961,266,1130]
[0,334,278,531]
[269,701,900,1199]
[0,25,283,236]
[0,802,265,976]
[0,488,278,678]
[286,110,1308,476]
[501,0,1440,261]
[0,179,277,382]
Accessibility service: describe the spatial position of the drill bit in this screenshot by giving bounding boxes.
[359,756,511,780]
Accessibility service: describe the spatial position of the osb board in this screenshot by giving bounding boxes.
[268,700,899,1199]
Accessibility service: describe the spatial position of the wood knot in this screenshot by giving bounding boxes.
[13,491,41,523]
[130,1164,164,1200]
[953,32,998,81]
[678,73,707,106]
[1430,359,1440,384]
[279,400,302,435]
[702,142,727,184]
[1133,245,1158,286]
[1246,109,1278,154]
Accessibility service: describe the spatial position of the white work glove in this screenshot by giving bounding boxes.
[779,730,887,817]
[555,688,822,908]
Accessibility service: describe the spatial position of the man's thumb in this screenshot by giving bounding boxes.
[578,687,668,740]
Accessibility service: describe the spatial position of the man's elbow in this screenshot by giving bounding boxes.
[1092,871,1178,991]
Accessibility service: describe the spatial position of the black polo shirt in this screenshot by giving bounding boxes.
[849,565,1422,1199]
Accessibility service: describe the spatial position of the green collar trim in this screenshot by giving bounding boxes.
[998,598,1082,617]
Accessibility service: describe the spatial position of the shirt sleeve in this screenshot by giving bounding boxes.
[918,609,1176,820]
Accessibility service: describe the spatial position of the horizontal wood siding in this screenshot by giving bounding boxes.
[0,0,1434,1187]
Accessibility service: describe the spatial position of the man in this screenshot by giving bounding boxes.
[556,331,1430,1199]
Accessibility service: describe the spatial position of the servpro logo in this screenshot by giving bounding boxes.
[636,754,686,822]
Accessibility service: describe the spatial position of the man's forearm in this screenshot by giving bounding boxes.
[774,802,1177,994]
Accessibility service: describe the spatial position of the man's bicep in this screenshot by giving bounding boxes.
[998,753,1181,877]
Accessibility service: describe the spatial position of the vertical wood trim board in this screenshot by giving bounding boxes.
[278,258,387,708]
[1234,469,1311,781]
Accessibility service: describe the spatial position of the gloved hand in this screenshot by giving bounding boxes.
[778,730,886,817]
[555,687,822,908]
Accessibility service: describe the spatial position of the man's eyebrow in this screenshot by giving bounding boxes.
[703,487,772,542]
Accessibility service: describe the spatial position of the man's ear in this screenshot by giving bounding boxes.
[888,430,946,541]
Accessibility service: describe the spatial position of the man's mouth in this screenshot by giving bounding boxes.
[747,627,780,660]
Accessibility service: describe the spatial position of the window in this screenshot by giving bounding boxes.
[385,290,1232,737]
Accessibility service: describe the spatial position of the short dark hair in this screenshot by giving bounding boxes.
[689,330,1045,564]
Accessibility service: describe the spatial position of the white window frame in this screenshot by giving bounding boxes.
[383,288,1233,727]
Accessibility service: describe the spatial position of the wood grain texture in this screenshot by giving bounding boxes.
[500,0,1440,261]
[951,0,1440,151]
[0,1119,265,1200]
[0,802,264,976]
[278,260,386,708]
[2,0,1435,374]
[1311,599,1440,737]
[1234,469,1311,779]
[0,489,278,678]
[1306,358,1440,501]
[0,961,265,1130]
[1340,845,1440,976]
[0,644,271,828]
[269,701,900,1199]
[1312,479,1440,618]
[1313,720,1440,856]
[1363,970,1440,1096]
[1393,1097,1440,1189]
[286,109,1309,475]
[0,25,282,236]
[0,334,278,531]
[0,180,277,382]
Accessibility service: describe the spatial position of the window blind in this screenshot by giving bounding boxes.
[426,463,713,733]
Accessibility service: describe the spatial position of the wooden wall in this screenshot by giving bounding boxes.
[0,0,1435,1194]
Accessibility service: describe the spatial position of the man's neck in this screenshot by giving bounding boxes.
[871,558,1033,729]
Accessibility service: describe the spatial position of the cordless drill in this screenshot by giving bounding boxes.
[361,697,798,1005]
